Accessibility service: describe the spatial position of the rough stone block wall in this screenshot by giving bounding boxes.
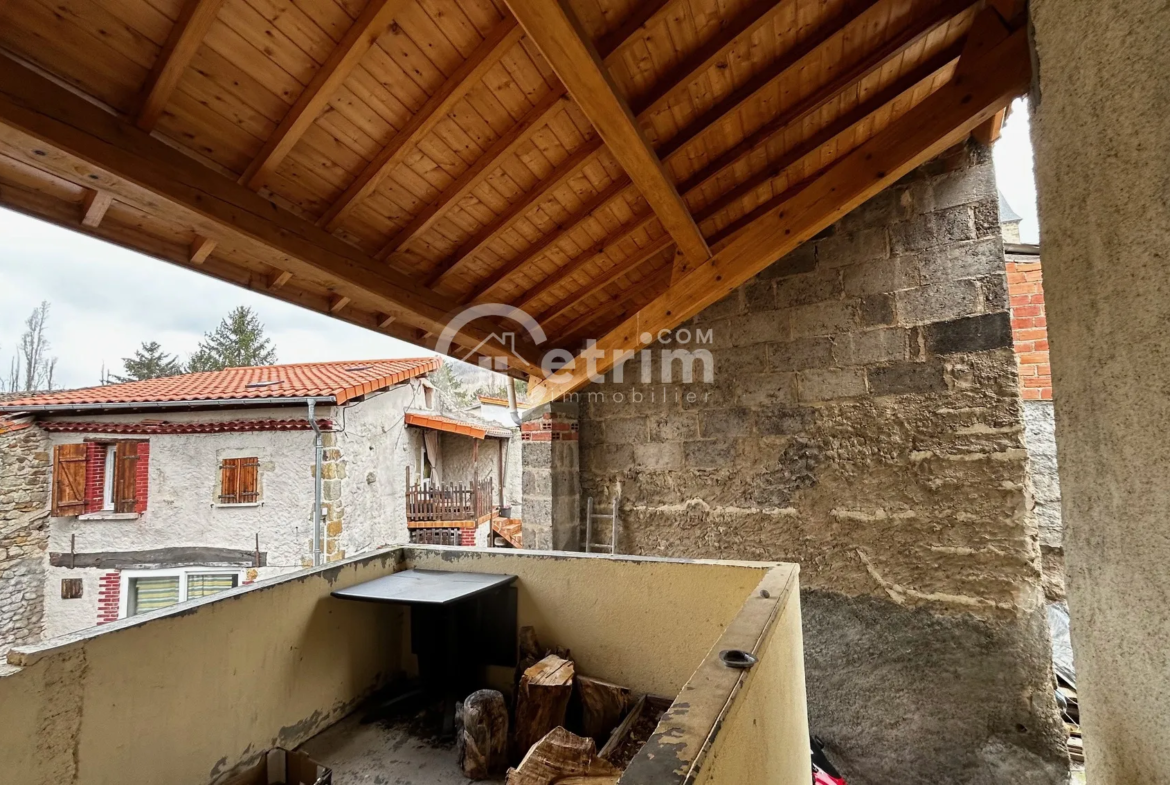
[0,423,50,655]
[577,143,1066,784]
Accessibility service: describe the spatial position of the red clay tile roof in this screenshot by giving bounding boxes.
[404,411,512,440]
[38,419,333,434]
[0,358,440,411]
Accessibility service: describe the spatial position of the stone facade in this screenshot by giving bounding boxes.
[577,143,1066,784]
[521,402,579,551]
[0,423,50,656]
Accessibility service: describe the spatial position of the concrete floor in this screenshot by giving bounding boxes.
[300,714,503,785]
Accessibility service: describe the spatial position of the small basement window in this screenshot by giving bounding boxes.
[218,457,260,504]
[124,569,241,617]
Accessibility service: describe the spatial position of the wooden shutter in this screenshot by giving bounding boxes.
[220,457,259,504]
[219,458,240,504]
[238,458,260,503]
[51,443,87,516]
[113,440,139,513]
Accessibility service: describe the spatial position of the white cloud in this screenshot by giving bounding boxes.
[0,207,434,389]
[992,97,1040,244]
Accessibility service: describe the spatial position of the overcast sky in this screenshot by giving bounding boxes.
[0,99,1041,391]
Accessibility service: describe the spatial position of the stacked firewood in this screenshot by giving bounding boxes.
[455,627,668,784]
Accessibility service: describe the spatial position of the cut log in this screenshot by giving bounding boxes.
[575,676,631,745]
[457,689,509,780]
[506,727,620,785]
[514,655,575,760]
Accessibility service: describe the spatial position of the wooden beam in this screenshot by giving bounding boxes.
[504,0,710,266]
[460,178,636,303]
[137,0,228,131]
[241,0,412,190]
[0,53,543,376]
[381,89,568,261]
[189,233,216,263]
[80,189,112,227]
[973,109,1006,145]
[528,28,1031,403]
[319,17,524,232]
[268,269,292,290]
[329,294,351,312]
[377,312,396,329]
[593,0,672,58]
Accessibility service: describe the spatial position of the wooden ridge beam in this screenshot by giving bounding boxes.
[460,178,638,303]
[381,89,569,261]
[241,0,413,190]
[319,17,524,232]
[528,28,1032,403]
[504,0,710,266]
[0,53,543,376]
[137,0,228,131]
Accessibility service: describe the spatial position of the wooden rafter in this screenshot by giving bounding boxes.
[137,0,228,131]
[190,234,216,264]
[554,266,671,348]
[528,27,1032,403]
[318,17,524,232]
[0,53,544,377]
[508,25,968,324]
[240,0,412,190]
[504,0,710,266]
[81,189,112,228]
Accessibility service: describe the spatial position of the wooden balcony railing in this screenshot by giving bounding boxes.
[406,478,493,523]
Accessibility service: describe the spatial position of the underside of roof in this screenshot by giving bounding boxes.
[0,0,1030,401]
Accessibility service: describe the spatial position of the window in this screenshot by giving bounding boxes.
[218,457,260,504]
[51,440,146,516]
[123,569,241,617]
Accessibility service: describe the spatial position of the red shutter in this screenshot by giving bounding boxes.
[51,443,87,516]
[113,440,139,513]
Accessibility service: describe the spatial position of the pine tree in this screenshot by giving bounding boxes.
[429,362,474,407]
[112,341,183,382]
[187,306,277,372]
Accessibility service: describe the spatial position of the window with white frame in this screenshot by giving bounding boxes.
[121,568,243,617]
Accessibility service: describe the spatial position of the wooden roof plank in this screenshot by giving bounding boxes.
[504,0,710,266]
[319,16,524,232]
[528,27,1031,402]
[137,0,229,131]
[0,52,545,376]
[240,0,414,190]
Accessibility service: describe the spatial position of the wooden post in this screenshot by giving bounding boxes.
[498,439,505,510]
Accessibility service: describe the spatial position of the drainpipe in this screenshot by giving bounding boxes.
[308,400,324,567]
[507,377,522,426]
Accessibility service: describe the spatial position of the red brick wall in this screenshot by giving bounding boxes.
[1006,259,1052,400]
[460,527,476,546]
[84,442,106,513]
[135,441,150,513]
[97,570,121,624]
[520,412,579,441]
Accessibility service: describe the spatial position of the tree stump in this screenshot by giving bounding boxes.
[513,655,575,760]
[456,689,508,780]
[575,676,631,745]
[505,727,620,785]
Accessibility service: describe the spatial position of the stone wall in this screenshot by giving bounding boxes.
[577,143,1066,784]
[521,402,579,551]
[0,423,50,655]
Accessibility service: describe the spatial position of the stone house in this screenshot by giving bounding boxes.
[0,358,520,649]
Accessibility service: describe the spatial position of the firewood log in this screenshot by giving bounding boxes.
[505,727,619,785]
[575,676,631,745]
[456,689,508,780]
[513,655,575,760]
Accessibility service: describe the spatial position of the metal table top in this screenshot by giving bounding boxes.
[330,569,516,606]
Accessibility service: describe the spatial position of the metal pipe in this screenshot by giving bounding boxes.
[506,377,522,426]
[307,399,324,567]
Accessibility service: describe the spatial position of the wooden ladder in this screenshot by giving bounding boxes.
[584,495,620,554]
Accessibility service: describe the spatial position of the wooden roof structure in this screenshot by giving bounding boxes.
[0,0,1030,401]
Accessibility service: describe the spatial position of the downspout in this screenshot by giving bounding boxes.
[507,377,522,426]
[308,399,324,567]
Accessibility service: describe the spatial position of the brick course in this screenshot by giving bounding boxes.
[1006,258,1053,399]
[96,571,120,624]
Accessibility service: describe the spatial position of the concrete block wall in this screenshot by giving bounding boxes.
[0,424,49,655]
[577,142,1066,784]
[521,402,579,551]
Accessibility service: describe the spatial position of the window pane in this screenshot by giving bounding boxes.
[130,576,180,615]
[186,573,238,599]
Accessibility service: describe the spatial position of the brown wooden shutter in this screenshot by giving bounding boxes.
[219,458,240,504]
[238,458,260,503]
[51,443,87,516]
[113,440,139,513]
